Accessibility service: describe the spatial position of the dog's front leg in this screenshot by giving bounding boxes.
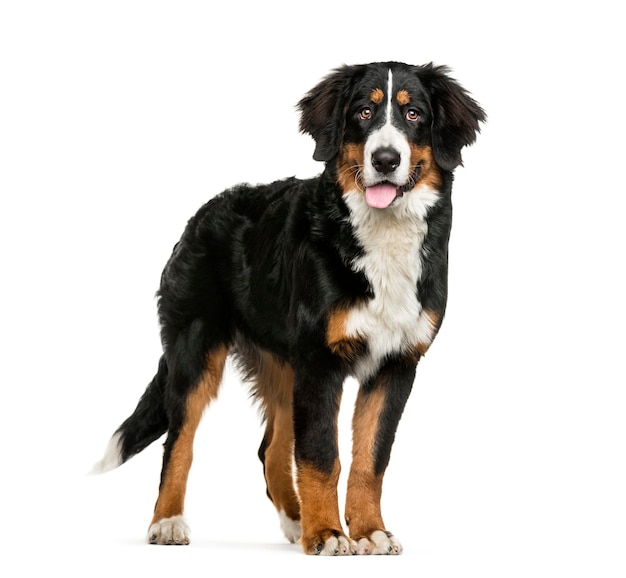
[345,359,416,554]
[293,371,356,555]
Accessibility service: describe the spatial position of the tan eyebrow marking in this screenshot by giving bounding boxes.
[396,89,410,106]
[370,88,384,104]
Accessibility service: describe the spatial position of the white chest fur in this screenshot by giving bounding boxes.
[343,185,440,381]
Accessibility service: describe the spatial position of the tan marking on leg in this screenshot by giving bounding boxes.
[409,145,443,190]
[254,353,300,523]
[254,350,294,409]
[297,460,345,553]
[370,88,384,104]
[396,89,411,106]
[265,403,300,522]
[345,386,386,539]
[151,346,228,524]
[326,308,365,361]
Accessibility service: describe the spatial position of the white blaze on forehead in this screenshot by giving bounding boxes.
[386,68,393,124]
[363,68,411,187]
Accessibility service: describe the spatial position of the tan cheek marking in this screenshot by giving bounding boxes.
[410,145,443,190]
[336,142,365,194]
[396,89,410,106]
[370,88,384,104]
[326,308,365,361]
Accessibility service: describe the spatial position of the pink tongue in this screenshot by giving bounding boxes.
[365,183,398,209]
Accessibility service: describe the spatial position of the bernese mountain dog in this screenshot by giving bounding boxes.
[94,61,486,555]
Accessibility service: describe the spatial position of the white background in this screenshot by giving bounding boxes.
[1,1,624,576]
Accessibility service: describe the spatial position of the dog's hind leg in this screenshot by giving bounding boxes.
[245,349,302,543]
[147,343,228,545]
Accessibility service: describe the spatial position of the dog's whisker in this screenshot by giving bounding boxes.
[338,163,366,193]
[353,167,365,193]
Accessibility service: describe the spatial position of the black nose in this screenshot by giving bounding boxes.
[372,147,401,174]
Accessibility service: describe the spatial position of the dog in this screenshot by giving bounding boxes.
[93,61,485,555]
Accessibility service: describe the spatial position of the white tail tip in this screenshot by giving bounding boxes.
[90,432,124,474]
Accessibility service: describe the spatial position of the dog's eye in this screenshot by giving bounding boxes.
[359,107,373,121]
[405,109,420,122]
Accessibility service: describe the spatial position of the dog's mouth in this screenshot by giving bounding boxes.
[364,182,403,209]
[364,166,421,209]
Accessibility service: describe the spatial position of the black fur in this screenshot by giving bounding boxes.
[98,61,485,553]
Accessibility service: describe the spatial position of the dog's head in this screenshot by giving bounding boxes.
[298,62,485,208]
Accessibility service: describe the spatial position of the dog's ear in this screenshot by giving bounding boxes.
[419,64,486,171]
[297,65,361,162]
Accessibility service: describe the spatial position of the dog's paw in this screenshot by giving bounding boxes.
[355,530,402,555]
[279,510,302,544]
[303,530,357,555]
[147,515,190,545]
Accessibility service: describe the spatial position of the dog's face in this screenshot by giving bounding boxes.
[298,62,485,208]
[339,65,442,208]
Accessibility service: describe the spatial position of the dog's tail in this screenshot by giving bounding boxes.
[91,356,169,474]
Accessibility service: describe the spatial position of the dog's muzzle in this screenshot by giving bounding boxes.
[365,147,404,209]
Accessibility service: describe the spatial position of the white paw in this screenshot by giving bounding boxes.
[147,515,190,545]
[279,510,302,543]
[317,535,357,556]
[356,530,402,555]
